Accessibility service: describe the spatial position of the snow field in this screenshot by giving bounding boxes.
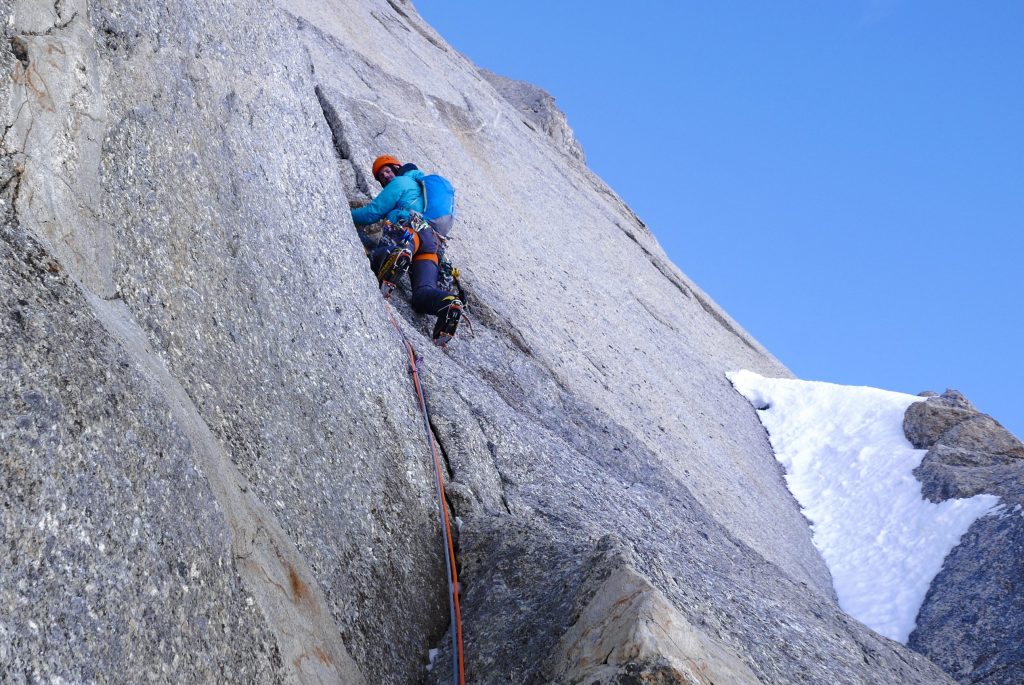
[727,370,1000,642]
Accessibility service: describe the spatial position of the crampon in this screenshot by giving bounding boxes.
[377,247,412,298]
[432,297,463,348]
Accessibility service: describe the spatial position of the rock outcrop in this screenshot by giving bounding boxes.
[479,68,586,163]
[905,391,1024,685]
[0,0,992,682]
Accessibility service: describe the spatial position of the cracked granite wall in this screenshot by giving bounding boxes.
[0,0,974,683]
[5,0,445,683]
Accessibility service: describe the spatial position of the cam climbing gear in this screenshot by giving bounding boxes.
[382,304,466,685]
[379,217,417,241]
[437,253,457,293]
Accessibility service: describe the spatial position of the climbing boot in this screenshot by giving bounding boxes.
[432,296,463,347]
[377,246,412,298]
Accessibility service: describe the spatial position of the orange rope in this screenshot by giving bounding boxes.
[384,305,466,684]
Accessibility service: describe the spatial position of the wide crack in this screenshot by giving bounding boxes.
[314,85,371,196]
[9,37,29,68]
[314,78,469,657]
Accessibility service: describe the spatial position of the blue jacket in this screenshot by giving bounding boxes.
[351,170,425,226]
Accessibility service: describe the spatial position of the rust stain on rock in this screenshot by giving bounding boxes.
[288,564,311,603]
[286,563,321,617]
[291,646,334,671]
[611,589,643,609]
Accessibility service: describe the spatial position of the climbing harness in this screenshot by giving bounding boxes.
[382,304,466,685]
[377,214,475,344]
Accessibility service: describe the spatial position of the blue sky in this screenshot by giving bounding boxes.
[415,1,1024,437]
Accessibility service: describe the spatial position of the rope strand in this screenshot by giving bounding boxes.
[384,305,466,685]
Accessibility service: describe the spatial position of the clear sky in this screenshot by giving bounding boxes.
[415,1,1024,438]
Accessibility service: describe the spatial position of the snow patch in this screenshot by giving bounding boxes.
[727,370,1000,643]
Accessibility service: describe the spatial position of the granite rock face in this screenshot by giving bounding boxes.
[0,0,976,682]
[906,391,1024,685]
[1,224,289,684]
[4,1,442,682]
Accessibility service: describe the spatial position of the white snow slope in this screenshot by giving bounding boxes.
[727,370,1000,643]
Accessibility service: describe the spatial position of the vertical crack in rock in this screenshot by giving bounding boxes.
[420,393,471,562]
[314,84,371,196]
[315,86,352,160]
[480,428,514,516]
[427,415,457,482]
[0,157,26,211]
[1,101,29,146]
[9,37,30,67]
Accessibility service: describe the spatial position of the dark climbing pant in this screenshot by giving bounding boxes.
[370,226,451,315]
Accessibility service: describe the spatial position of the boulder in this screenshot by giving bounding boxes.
[552,564,766,685]
[904,389,978,449]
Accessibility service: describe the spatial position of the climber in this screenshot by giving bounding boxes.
[350,154,462,345]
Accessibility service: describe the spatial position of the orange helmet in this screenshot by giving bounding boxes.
[371,155,401,178]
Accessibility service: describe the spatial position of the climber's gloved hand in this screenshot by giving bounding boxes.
[349,198,369,209]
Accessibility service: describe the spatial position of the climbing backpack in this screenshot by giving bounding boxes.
[417,174,457,237]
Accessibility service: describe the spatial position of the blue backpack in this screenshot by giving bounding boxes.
[418,174,457,237]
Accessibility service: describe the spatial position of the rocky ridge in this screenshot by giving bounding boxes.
[0,0,991,683]
[905,391,1024,685]
[478,68,586,163]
